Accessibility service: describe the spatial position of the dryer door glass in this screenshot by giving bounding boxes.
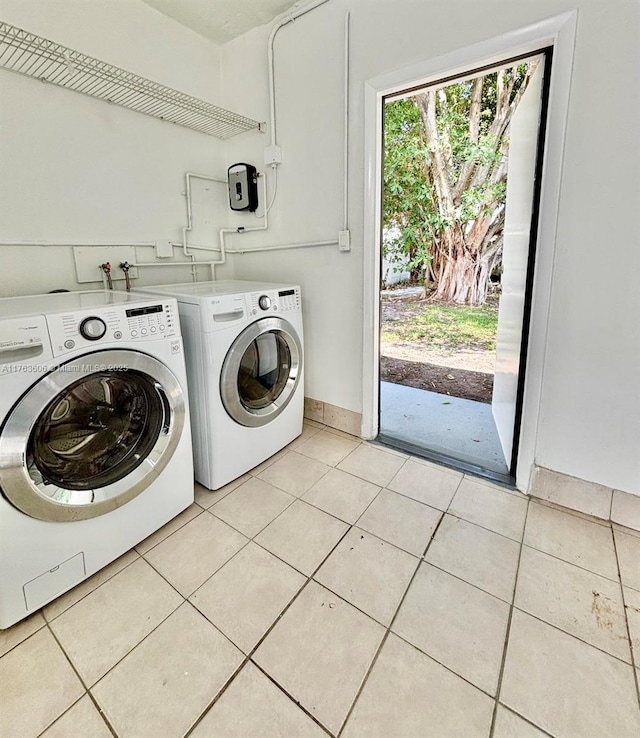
[28,370,165,490]
[238,332,290,410]
[220,317,302,427]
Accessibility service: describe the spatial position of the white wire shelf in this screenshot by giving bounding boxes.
[0,21,261,139]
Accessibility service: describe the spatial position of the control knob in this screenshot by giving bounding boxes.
[79,316,107,341]
[258,295,272,311]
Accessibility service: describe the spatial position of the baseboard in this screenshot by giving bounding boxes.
[304,397,362,438]
[529,465,640,533]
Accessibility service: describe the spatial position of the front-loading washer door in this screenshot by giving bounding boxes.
[220,317,302,428]
[0,349,186,522]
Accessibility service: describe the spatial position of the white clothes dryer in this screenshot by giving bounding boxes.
[134,281,303,490]
[0,291,193,628]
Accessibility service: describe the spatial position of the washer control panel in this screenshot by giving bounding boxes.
[47,301,178,356]
[249,287,301,316]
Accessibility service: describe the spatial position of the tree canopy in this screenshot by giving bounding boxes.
[383,62,538,305]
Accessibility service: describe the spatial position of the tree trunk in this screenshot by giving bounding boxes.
[413,61,538,305]
[433,236,476,304]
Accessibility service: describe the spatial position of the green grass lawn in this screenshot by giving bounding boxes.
[383,300,499,351]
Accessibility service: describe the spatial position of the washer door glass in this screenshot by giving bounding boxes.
[28,370,165,491]
[0,349,186,522]
[221,317,302,427]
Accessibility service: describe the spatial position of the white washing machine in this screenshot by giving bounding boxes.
[0,291,193,629]
[134,281,303,490]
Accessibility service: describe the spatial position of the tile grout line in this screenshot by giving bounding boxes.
[296,495,377,528]
[0,618,48,660]
[518,539,621,586]
[508,605,635,667]
[457,472,525,499]
[252,458,334,499]
[183,522,358,738]
[60,552,252,712]
[611,521,640,540]
[310,548,421,631]
[248,661,335,737]
[206,466,358,555]
[611,528,640,707]
[43,623,119,738]
[16,501,217,736]
[516,516,637,669]
[41,499,208,630]
[335,510,448,737]
[81,689,120,738]
[488,498,529,738]
[40,498,210,630]
[206,485,299,541]
[385,628,504,702]
[182,597,326,736]
[194,462,388,603]
[181,453,640,732]
[383,475,537,545]
[58,593,184,701]
[294,437,362,467]
[421,560,515,606]
[40,554,142,626]
[133,503,206,557]
[531,496,611,528]
[493,704,558,738]
[481,505,620,738]
[609,488,614,522]
[241,472,388,578]
[185,521,357,735]
[437,507,525,545]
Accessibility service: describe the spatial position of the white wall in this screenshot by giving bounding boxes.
[0,0,239,295]
[221,0,640,494]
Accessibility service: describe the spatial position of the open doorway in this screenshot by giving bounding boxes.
[378,50,552,484]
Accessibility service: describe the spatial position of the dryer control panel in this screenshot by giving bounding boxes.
[248,287,301,316]
[47,301,178,356]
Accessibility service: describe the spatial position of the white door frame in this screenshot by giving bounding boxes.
[361,11,578,492]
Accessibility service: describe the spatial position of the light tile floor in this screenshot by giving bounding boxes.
[1,421,640,737]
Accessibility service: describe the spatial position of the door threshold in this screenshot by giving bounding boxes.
[375,433,516,489]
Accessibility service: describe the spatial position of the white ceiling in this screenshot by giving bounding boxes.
[140,0,301,44]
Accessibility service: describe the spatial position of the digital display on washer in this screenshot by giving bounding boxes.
[126,305,163,317]
[278,289,295,297]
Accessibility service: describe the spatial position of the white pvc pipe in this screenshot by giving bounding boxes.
[0,241,157,247]
[180,171,231,280]
[343,10,350,231]
[268,0,332,148]
[267,1,350,241]
[132,257,220,281]
[182,172,227,259]
[132,261,194,267]
[170,235,337,255]
[216,174,269,267]
[179,172,269,280]
[227,240,337,255]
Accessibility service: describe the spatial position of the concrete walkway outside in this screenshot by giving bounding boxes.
[380,381,509,475]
